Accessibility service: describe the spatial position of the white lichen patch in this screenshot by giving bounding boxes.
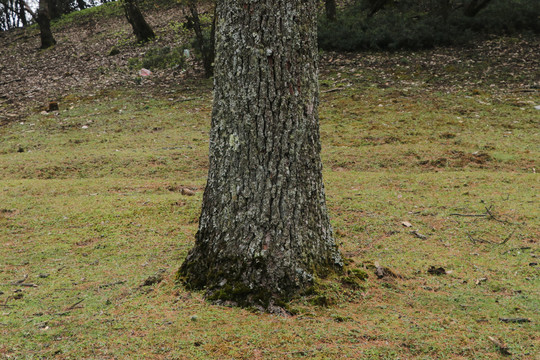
[229,133,240,151]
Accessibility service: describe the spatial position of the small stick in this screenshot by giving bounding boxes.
[66,299,84,310]
[450,213,487,217]
[500,228,517,245]
[499,317,531,323]
[11,274,28,285]
[98,280,126,289]
[502,246,531,255]
[53,299,84,316]
[322,87,346,94]
[488,336,511,355]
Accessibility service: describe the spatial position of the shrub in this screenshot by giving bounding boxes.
[128,46,186,70]
[318,0,540,52]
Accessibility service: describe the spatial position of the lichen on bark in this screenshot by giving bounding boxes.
[178,0,343,308]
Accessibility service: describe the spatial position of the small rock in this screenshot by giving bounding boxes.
[534,105,540,110]
[401,221,412,227]
[139,68,152,77]
[181,188,196,196]
[475,277,488,285]
[190,315,198,322]
[410,230,427,240]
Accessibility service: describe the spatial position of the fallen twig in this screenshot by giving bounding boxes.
[488,336,511,356]
[499,317,531,323]
[322,87,346,94]
[484,205,511,224]
[466,232,491,244]
[53,298,84,316]
[176,97,199,103]
[99,280,126,289]
[1,296,13,307]
[66,298,84,311]
[410,230,427,240]
[450,213,487,217]
[19,283,38,288]
[466,228,517,245]
[11,274,28,285]
[502,246,531,255]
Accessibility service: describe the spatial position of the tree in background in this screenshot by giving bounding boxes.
[462,0,493,17]
[181,0,215,78]
[0,0,27,30]
[9,0,57,48]
[178,0,343,309]
[121,0,155,43]
[325,0,337,21]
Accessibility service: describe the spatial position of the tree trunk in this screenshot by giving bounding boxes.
[178,0,343,308]
[46,0,60,19]
[37,0,56,49]
[325,0,337,21]
[122,0,155,43]
[439,0,451,22]
[367,0,390,17]
[186,1,215,78]
[463,0,492,17]
[18,0,27,26]
[76,0,86,10]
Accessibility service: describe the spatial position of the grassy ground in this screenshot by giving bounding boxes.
[1,44,539,359]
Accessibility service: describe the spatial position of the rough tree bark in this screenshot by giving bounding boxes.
[178,0,343,308]
[122,0,155,43]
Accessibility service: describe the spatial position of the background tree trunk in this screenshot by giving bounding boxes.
[463,0,492,17]
[185,1,215,78]
[325,0,337,21]
[17,0,27,26]
[122,0,155,43]
[37,0,56,48]
[178,0,343,308]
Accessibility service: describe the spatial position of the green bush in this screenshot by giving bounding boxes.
[128,46,186,70]
[318,0,540,52]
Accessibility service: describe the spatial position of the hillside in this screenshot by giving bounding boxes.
[1,1,539,124]
[0,1,200,124]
